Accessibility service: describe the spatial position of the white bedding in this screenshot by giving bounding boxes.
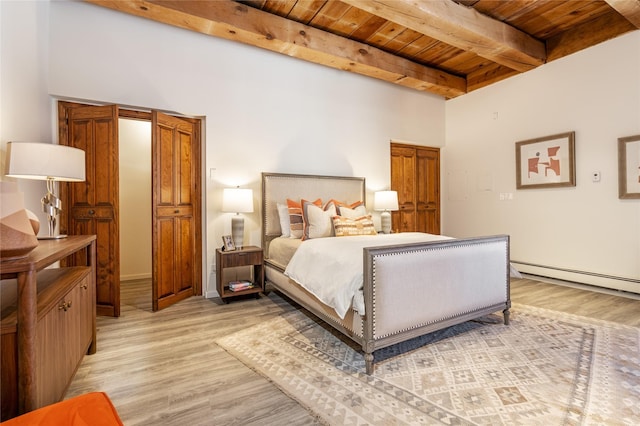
[284,233,452,319]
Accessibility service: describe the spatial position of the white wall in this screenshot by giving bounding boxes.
[444,32,640,292]
[119,119,152,281]
[0,0,51,223]
[1,1,445,297]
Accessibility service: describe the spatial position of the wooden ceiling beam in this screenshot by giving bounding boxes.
[341,0,546,73]
[467,63,519,93]
[605,0,640,28]
[84,0,466,98]
[546,10,636,62]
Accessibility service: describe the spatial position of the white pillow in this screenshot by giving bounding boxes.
[302,202,336,240]
[277,203,290,238]
[339,204,367,219]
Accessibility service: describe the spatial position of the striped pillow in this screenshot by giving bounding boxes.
[332,214,377,237]
[287,198,321,239]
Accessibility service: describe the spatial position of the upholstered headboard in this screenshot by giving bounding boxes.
[261,172,366,257]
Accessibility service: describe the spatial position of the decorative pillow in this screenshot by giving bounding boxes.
[338,202,367,219]
[302,201,336,240]
[325,199,367,218]
[276,203,290,238]
[287,198,321,239]
[332,214,378,237]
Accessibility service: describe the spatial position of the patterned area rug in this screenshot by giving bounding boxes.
[216,304,640,425]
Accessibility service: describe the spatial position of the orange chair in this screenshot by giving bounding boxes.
[545,158,560,176]
[0,392,123,426]
[528,157,539,177]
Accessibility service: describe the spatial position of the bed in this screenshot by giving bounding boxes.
[261,172,511,374]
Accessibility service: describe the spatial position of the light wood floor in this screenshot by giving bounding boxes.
[66,277,640,425]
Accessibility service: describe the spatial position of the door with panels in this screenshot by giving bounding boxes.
[390,143,440,234]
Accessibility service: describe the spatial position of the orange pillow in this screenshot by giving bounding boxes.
[2,392,123,426]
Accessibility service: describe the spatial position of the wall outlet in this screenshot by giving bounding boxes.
[592,171,601,182]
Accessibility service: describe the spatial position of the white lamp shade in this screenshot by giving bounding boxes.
[374,190,399,211]
[222,188,254,213]
[5,142,85,182]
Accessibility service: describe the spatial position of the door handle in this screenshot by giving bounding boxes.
[58,301,72,311]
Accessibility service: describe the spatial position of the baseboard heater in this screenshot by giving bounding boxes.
[511,260,640,294]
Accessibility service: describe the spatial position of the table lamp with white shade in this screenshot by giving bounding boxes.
[5,142,86,239]
[222,187,254,249]
[374,190,398,234]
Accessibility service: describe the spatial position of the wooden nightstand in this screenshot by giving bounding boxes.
[215,245,264,303]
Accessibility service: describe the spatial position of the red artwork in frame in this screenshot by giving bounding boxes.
[516,132,576,189]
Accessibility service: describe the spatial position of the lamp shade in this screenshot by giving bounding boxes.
[222,188,254,213]
[5,142,85,182]
[374,190,399,211]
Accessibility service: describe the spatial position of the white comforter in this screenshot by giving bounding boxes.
[284,233,452,319]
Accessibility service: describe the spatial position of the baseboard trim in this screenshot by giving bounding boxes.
[512,260,639,295]
[121,274,152,282]
[519,272,640,301]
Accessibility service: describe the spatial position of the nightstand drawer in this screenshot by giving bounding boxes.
[219,250,262,268]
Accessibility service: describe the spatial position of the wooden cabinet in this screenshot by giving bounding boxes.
[390,143,440,234]
[34,268,93,408]
[0,236,96,421]
[216,246,264,303]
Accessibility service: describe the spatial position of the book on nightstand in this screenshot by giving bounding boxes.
[228,280,254,292]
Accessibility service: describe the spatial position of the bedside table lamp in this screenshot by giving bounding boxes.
[5,142,86,239]
[222,187,254,249]
[374,190,398,234]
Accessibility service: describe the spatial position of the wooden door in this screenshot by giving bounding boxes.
[390,145,416,232]
[416,148,440,234]
[390,143,440,234]
[60,104,120,317]
[152,111,199,311]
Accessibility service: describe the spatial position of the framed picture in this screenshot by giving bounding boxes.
[618,135,640,199]
[222,235,235,251]
[516,131,576,189]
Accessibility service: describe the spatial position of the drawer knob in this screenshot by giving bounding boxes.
[88,209,95,215]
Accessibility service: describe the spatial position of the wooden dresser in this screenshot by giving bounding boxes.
[0,235,97,421]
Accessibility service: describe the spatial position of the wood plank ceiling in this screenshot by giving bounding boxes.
[88,0,640,99]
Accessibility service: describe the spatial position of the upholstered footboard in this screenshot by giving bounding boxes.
[361,234,510,374]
